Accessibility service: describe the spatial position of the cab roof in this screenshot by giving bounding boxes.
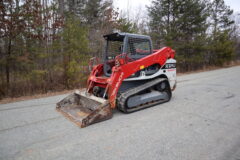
[103,32,151,41]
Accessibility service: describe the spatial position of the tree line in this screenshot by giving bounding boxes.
[0,0,239,99]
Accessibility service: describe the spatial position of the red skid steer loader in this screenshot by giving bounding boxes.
[56,33,177,128]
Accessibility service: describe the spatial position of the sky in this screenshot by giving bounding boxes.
[114,0,151,15]
[114,0,240,16]
[225,0,240,12]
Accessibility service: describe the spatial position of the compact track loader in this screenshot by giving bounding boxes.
[56,33,177,127]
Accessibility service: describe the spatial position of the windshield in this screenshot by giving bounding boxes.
[127,38,151,55]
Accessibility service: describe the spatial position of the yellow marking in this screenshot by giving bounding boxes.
[140,65,145,69]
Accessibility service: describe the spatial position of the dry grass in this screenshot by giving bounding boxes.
[1,60,240,105]
[0,90,74,104]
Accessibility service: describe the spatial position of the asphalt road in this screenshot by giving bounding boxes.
[1,66,240,160]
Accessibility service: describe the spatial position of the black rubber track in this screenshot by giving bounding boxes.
[117,78,172,113]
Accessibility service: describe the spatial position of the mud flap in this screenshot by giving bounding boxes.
[56,91,112,128]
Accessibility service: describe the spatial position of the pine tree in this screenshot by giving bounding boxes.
[209,0,235,65]
[61,17,89,88]
[148,0,176,48]
[83,0,117,57]
[116,17,138,33]
[148,0,209,71]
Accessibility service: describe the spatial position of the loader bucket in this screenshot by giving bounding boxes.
[56,91,112,128]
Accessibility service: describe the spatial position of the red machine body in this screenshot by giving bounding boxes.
[57,33,176,128]
[87,47,175,108]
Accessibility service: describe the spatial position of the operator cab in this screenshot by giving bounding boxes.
[103,32,153,76]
